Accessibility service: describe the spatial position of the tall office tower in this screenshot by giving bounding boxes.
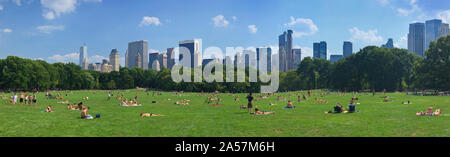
[381,38,394,49]
[313,42,320,59]
[256,47,272,72]
[109,49,120,71]
[438,23,450,38]
[292,48,301,68]
[95,63,101,71]
[425,19,443,50]
[330,55,344,63]
[313,42,327,60]
[319,41,327,60]
[127,40,149,69]
[179,39,202,68]
[343,41,353,57]
[148,52,159,70]
[166,48,175,69]
[278,30,293,72]
[408,22,425,57]
[158,52,167,69]
[79,44,88,69]
[135,53,142,69]
[125,49,128,68]
[82,58,89,70]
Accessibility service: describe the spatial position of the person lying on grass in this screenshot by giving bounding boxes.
[140,113,163,117]
[416,107,441,116]
[402,100,412,104]
[210,101,224,106]
[251,108,275,115]
[45,105,55,112]
[67,104,72,110]
[383,96,389,102]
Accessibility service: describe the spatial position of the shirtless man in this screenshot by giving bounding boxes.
[253,108,275,115]
[140,113,163,117]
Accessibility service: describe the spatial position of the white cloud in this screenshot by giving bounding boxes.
[349,27,383,44]
[212,14,229,27]
[248,25,257,34]
[12,0,21,6]
[436,10,450,23]
[139,16,162,27]
[83,0,102,2]
[37,25,64,34]
[47,52,79,63]
[284,16,318,38]
[2,28,12,33]
[378,0,390,6]
[88,55,107,63]
[394,35,407,48]
[0,5,3,11]
[40,0,77,20]
[232,16,237,21]
[396,0,420,16]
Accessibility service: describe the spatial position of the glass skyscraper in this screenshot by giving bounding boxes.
[127,40,149,69]
[408,22,425,57]
[343,41,353,57]
[313,41,327,60]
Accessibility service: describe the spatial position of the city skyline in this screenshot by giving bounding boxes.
[0,0,449,66]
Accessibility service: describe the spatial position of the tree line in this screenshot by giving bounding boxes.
[1,35,449,92]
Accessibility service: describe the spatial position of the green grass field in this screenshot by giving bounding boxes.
[0,90,448,137]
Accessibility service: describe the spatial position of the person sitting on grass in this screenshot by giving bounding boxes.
[383,96,389,102]
[285,101,295,108]
[347,102,356,113]
[81,107,93,119]
[327,103,344,114]
[140,113,163,117]
[45,105,55,112]
[67,104,72,110]
[252,108,275,115]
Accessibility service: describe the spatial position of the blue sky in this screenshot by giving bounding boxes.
[0,0,449,66]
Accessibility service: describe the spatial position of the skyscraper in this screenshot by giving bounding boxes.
[425,19,443,50]
[292,48,301,68]
[256,47,272,72]
[125,49,128,68]
[438,23,450,38]
[408,22,425,57]
[319,41,327,60]
[109,49,120,71]
[313,41,327,60]
[79,44,88,69]
[343,41,353,57]
[158,52,167,69]
[381,38,394,49]
[149,52,159,70]
[278,30,293,72]
[313,42,320,59]
[166,48,175,69]
[127,40,149,69]
[179,39,202,68]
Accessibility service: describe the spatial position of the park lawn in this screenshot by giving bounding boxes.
[0,90,448,137]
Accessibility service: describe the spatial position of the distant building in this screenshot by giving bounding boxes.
[166,48,175,69]
[425,19,445,50]
[408,22,425,57]
[343,41,353,57]
[256,47,272,72]
[278,30,293,72]
[243,50,257,69]
[381,38,394,49]
[330,55,343,63]
[152,60,160,71]
[313,41,327,60]
[158,52,167,69]
[101,64,113,73]
[127,40,148,69]
[82,58,88,70]
[109,49,120,71]
[149,52,159,70]
[79,44,88,69]
[292,48,301,69]
[179,39,202,68]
